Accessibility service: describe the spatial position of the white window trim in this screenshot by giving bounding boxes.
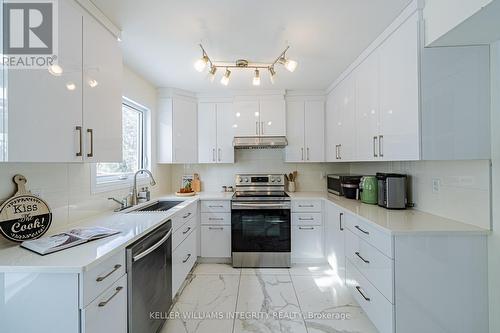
[91,97,151,194]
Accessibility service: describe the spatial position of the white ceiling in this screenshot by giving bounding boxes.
[91,0,412,93]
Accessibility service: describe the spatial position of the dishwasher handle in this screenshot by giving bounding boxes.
[132,229,172,262]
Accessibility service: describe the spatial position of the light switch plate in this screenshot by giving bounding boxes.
[432,179,441,193]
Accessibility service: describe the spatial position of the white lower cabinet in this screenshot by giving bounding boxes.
[82,274,128,333]
[324,202,346,282]
[291,225,323,259]
[172,228,197,296]
[201,225,231,258]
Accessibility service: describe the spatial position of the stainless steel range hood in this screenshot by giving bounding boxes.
[233,136,288,149]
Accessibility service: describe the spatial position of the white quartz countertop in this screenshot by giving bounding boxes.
[288,192,490,236]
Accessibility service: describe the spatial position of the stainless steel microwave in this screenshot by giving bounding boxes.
[327,174,362,196]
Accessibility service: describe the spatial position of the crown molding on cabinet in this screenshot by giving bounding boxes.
[157,87,197,100]
[75,0,121,39]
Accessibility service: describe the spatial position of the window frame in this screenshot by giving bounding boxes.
[91,97,150,194]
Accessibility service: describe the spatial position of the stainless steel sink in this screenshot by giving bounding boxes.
[132,200,184,212]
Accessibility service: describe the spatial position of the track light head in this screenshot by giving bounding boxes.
[194,55,209,72]
[269,67,276,84]
[221,68,231,86]
[253,69,261,86]
[208,66,217,82]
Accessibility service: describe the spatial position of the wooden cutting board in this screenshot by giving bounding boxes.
[192,173,201,193]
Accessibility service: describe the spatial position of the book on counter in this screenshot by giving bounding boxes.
[21,226,120,255]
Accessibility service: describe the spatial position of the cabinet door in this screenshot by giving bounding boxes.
[326,90,341,161]
[172,98,197,163]
[216,103,236,163]
[201,225,231,257]
[285,100,305,162]
[259,99,286,136]
[291,225,323,259]
[325,202,346,283]
[355,51,380,161]
[337,76,357,161]
[304,100,325,162]
[6,0,83,162]
[379,12,420,161]
[198,103,217,163]
[233,101,259,136]
[83,13,123,162]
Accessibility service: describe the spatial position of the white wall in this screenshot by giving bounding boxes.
[488,40,500,333]
[169,149,349,192]
[349,160,491,229]
[0,66,170,246]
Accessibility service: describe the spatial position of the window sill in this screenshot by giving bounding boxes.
[91,176,151,194]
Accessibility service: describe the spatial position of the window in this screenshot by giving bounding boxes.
[92,98,149,192]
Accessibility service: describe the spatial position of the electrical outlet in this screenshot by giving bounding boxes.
[432,179,441,193]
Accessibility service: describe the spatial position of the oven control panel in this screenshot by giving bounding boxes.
[235,174,284,186]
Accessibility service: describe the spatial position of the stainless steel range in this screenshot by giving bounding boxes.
[231,174,291,268]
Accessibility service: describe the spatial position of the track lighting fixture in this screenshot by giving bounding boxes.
[194,44,297,86]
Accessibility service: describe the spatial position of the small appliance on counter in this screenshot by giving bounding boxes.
[327,174,362,196]
[341,178,361,200]
[376,173,408,209]
[360,176,378,204]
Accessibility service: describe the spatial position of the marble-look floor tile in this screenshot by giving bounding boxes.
[289,264,337,276]
[193,263,241,275]
[235,274,307,333]
[240,268,290,276]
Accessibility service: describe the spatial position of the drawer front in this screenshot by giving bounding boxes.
[200,225,231,258]
[172,216,197,251]
[292,212,322,226]
[291,225,323,259]
[82,274,127,333]
[346,260,394,333]
[345,229,394,302]
[201,212,231,226]
[172,229,197,296]
[345,213,393,258]
[172,202,198,232]
[292,200,322,212]
[200,200,231,213]
[83,250,126,307]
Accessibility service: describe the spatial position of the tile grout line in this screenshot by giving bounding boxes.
[231,268,242,333]
[289,269,310,333]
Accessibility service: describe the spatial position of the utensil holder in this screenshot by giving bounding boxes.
[288,181,296,193]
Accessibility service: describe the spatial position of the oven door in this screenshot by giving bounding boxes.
[231,202,291,253]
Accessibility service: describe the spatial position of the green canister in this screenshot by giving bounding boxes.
[360,176,378,205]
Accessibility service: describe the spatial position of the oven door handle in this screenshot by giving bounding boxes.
[232,202,291,210]
[132,229,172,262]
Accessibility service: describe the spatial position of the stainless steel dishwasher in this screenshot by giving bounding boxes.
[126,220,172,333]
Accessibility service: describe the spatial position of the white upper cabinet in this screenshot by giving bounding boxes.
[2,1,122,163]
[82,12,123,162]
[233,97,285,137]
[355,51,380,161]
[198,102,235,164]
[259,99,286,136]
[286,98,324,162]
[378,11,420,161]
[158,96,198,164]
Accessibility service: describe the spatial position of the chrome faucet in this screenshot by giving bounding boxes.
[132,169,157,205]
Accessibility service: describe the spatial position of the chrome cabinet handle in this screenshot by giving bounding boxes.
[339,212,344,231]
[98,286,123,307]
[355,252,370,264]
[182,253,192,263]
[261,122,264,135]
[355,225,370,235]
[298,217,314,221]
[208,226,224,230]
[76,126,83,157]
[301,148,304,161]
[133,228,172,262]
[212,148,216,162]
[209,217,224,221]
[182,227,191,234]
[218,148,221,162]
[96,264,122,282]
[209,205,224,208]
[379,135,384,157]
[182,212,192,219]
[355,286,371,302]
[298,204,314,208]
[256,122,259,135]
[373,136,378,157]
[335,145,339,159]
[87,128,94,158]
[299,226,315,230]
[338,144,342,159]
[307,147,310,160]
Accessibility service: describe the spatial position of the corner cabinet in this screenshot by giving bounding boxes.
[198,102,235,164]
[1,0,122,162]
[286,98,325,162]
[158,94,198,164]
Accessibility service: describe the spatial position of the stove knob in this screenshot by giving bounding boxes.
[275,177,281,183]
[271,177,276,183]
[244,177,249,183]
[237,177,242,183]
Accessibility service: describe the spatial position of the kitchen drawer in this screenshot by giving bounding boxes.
[292,212,322,226]
[201,212,231,226]
[346,229,394,303]
[291,225,323,259]
[346,260,394,333]
[292,200,322,212]
[82,250,126,307]
[344,213,393,258]
[200,225,231,258]
[200,200,231,213]
[81,274,127,333]
[172,202,198,232]
[172,216,197,251]
[172,228,197,296]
